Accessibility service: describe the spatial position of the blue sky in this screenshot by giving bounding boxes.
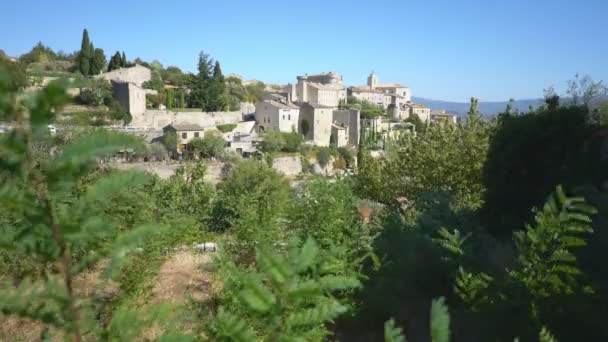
[1,0,606,101]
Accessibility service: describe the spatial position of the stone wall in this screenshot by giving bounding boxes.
[131,103,255,130]
[272,157,302,176]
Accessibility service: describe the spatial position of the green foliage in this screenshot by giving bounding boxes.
[151,162,214,226]
[316,146,333,167]
[108,51,123,71]
[259,131,304,153]
[210,160,291,261]
[143,69,164,91]
[346,96,385,118]
[539,326,558,342]
[430,297,450,342]
[384,319,407,342]
[211,238,361,340]
[0,77,159,340]
[405,113,425,132]
[78,78,113,106]
[244,81,266,103]
[216,123,237,133]
[76,29,100,76]
[482,103,593,235]
[187,51,228,111]
[189,131,226,159]
[357,119,490,208]
[90,48,106,75]
[510,186,596,298]
[289,178,377,279]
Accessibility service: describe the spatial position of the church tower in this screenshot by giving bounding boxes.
[367,71,378,89]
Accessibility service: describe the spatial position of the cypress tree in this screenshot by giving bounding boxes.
[108,51,122,71]
[209,61,226,111]
[179,91,185,108]
[121,51,127,67]
[90,48,106,75]
[78,29,91,76]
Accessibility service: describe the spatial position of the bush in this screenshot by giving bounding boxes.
[77,78,113,106]
[146,143,168,161]
[216,123,237,133]
[189,131,227,159]
[282,132,304,152]
[334,158,347,170]
[338,146,356,168]
[316,147,334,167]
[260,131,285,153]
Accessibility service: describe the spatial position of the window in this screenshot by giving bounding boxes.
[182,132,187,139]
[288,114,291,120]
[194,132,199,138]
[283,115,285,120]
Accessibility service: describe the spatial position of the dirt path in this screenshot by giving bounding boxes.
[150,250,214,305]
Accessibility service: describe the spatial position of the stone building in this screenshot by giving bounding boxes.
[283,72,347,107]
[407,103,431,122]
[255,98,300,133]
[111,81,149,116]
[299,103,334,146]
[430,110,458,124]
[333,108,360,146]
[331,123,348,147]
[349,72,413,120]
[162,123,206,155]
[95,64,151,87]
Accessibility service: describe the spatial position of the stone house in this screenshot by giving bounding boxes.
[283,72,347,107]
[430,110,458,124]
[95,64,151,87]
[299,103,334,146]
[111,81,152,116]
[255,99,300,133]
[162,123,205,155]
[407,103,431,122]
[333,108,361,146]
[331,123,348,147]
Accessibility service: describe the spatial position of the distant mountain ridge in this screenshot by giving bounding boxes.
[412,96,545,117]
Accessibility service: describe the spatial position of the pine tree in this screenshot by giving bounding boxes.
[467,97,480,125]
[90,48,106,75]
[108,51,122,71]
[78,29,91,76]
[208,61,226,111]
[188,51,214,109]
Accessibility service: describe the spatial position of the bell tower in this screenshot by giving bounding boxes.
[367,71,378,89]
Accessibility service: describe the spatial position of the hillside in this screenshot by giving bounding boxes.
[412,96,544,117]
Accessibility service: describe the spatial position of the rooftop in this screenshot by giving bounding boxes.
[264,99,299,110]
[165,123,205,131]
[407,103,429,109]
[308,82,345,91]
[376,83,409,89]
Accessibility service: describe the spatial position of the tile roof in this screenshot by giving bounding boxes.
[166,123,204,131]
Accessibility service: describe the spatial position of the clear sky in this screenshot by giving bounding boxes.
[1,0,606,101]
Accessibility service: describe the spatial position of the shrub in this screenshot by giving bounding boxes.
[189,131,226,159]
[260,131,285,153]
[334,158,347,170]
[338,146,356,168]
[77,78,112,106]
[316,147,333,167]
[282,132,304,152]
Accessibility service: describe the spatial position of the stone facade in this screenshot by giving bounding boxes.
[287,72,347,107]
[331,124,348,147]
[130,104,254,130]
[95,64,151,87]
[299,103,334,146]
[255,99,300,133]
[163,123,206,154]
[408,103,431,122]
[333,108,360,146]
[111,81,147,116]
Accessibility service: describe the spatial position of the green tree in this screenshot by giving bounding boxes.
[189,131,226,159]
[142,70,163,91]
[207,61,226,111]
[108,51,123,71]
[121,51,127,67]
[211,238,361,341]
[260,131,285,153]
[300,119,310,137]
[0,78,158,340]
[77,78,113,106]
[78,29,92,76]
[209,160,291,260]
[316,147,333,168]
[405,113,425,133]
[165,88,174,109]
[188,51,213,109]
[90,48,106,75]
